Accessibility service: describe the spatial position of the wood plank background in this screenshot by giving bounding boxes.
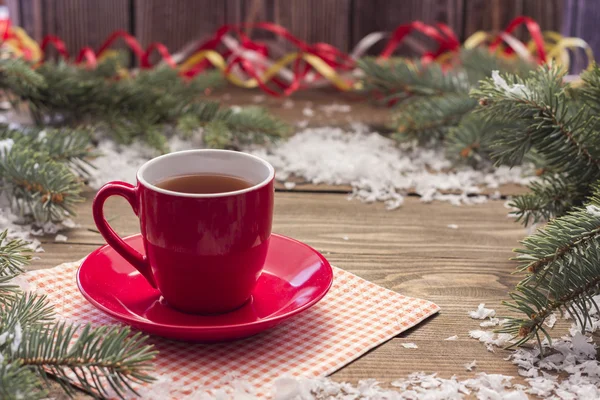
[9,0,593,63]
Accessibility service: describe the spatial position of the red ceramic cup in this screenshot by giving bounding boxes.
[92,150,275,314]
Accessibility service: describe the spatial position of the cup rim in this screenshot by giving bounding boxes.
[136,149,275,198]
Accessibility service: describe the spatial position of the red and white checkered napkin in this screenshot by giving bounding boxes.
[24,261,439,398]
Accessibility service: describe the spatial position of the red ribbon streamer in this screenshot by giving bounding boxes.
[380,21,460,61]
[489,16,547,63]
[4,16,543,96]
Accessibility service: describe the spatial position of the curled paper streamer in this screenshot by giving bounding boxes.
[0,16,595,96]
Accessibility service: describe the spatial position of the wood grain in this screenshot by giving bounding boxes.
[463,0,564,41]
[562,0,600,73]
[36,0,130,59]
[134,0,228,64]
[224,0,351,52]
[208,86,393,129]
[11,0,44,41]
[272,0,352,53]
[12,0,570,62]
[36,187,533,397]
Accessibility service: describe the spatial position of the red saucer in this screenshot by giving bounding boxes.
[77,233,333,342]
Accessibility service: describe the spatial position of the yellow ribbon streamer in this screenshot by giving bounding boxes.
[2,26,43,62]
[463,29,595,70]
[179,50,359,91]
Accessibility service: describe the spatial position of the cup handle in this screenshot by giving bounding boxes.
[92,181,157,289]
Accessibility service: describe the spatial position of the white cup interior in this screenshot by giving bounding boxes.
[137,149,274,197]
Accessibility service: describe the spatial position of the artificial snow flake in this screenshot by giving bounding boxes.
[469,330,512,350]
[0,197,44,252]
[465,360,477,371]
[445,335,459,341]
[10,322,22,353]
[447,224,459,229]
[61,218,77,229]
[8,275,31,293]
[320,103,351,116]
[544,313,558,329]
[302,107,314,117]
[586,204,600,217]
[283,182,296,190]
[272,376,300,400]
[469,303,496,319]
[401,342,418,349]
[491,70,531,98]
[282,99,294,109]
[0,138,14,154]
[342,236,349,241]
[54,234,68,242]
[402,343,419,349]
[480,318,501,328]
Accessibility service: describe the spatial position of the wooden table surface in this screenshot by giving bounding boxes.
[35,89,542,397]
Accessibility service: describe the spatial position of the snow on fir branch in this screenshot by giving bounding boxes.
[475,65,600,224]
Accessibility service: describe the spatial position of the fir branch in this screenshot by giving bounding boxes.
[33,128,96,165]
[219,106,291,146]
[508,176,581,226]
[15,59,287,151]
[0,145,83,223]
[0,230,156,398]
[445,113,505,166]
[0,124,97,176]
[181,101,221,126]
[473,66,600,223]
[578,63,600,113]
[0,54,45,101]
[0,230,31,278]
[0,275,20,298]
[475,66,600,177]
[204,119,233,149]
[16,323,156,399]
[360,50,535,145]
[0,293,54,331]
[0,361,46,400]
[392,94,476,143]
[359,58,470,106]
[499,187,600,343]
[460,48,534,84]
